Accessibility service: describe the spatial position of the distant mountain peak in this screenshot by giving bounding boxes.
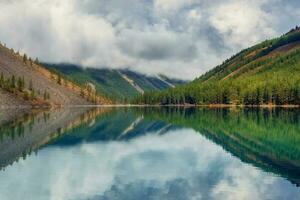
[44,63,187,102]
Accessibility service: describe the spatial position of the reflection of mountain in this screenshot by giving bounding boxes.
[0,107,176,170]
[1,107,299,188]
[49,107,300,187]
[50,109,177,146]
[0,107,110,170]
[139,107,300,186]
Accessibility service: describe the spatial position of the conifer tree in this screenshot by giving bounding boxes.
[80,88,85,97]
[17,77,24,91]
[57,74,62,85]
[30,89,36,100]
[35,57,39,64]
[11,75,16,89]
[23,54,27,63]
[0,72,4,87]
[29,57,32,66]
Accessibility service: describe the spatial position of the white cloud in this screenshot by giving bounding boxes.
[188,9,202,21]
[0,0,299,79]
[153,0,197,15]
[210,0,277,48]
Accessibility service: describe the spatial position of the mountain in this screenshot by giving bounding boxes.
[44,63,186,101]
[0,43,110,107]
[137,27,300,105]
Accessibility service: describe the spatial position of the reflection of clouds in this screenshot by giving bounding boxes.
[0,129,299,200]
[212,162,273,200]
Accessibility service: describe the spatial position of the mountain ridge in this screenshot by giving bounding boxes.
[136,27,300,106]
[44,63,186,102]
[0,42,111,107]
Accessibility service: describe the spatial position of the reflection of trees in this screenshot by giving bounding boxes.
[0,112,37,142]
[139,107,300,186]
[2,107,299,187]
[43,112,50,123]
[50,108,172,144]
[0,107,112,170]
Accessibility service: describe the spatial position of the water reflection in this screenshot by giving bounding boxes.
[0,107,299,200]
[138,107,300,186]
[0,107,111,170]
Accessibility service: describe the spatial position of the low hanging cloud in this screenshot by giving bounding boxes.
[117,29,198,61]
[0,0,299,79]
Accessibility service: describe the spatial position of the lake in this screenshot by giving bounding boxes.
[0,107,299,200]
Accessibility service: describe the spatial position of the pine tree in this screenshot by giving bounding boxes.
[35,57,39,64]
[43,90,50,100]
[30,89,36,100]
[57,74,62,85]
[80,88,85,97]
[17,77,24,91]
[23,54,27,63]
[29,57,32,66]
[43,90,47,100]
[0,72,4,87]
[22,76,25,89]
[11,75,16,89]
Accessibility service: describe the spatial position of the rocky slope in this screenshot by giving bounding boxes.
[0,43,110,106]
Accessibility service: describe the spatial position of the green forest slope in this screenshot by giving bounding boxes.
[45,64,185,102]
[136,27,300,105]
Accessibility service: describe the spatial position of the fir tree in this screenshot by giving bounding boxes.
[17,77,24,91]
[23,54,27,63]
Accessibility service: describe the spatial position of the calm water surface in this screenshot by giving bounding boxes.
[0,107,299,200]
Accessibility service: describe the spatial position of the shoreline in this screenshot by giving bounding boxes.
[90,104,300,108]
[0,104,299,109]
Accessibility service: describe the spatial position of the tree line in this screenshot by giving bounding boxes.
[134,33,300,106]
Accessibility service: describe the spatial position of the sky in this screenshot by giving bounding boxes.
[0,0,300,79]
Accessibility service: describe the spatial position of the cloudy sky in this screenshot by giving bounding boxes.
[0,0,300,79]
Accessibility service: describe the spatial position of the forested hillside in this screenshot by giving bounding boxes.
[44,64,185,102]
[0,42,110,106]
[135,27,300,106]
